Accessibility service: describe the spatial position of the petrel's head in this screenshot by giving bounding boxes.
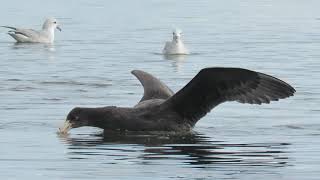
[59,107,89,134]
[43,17,62,31]
[59,106,117,134]
[172,29,183,41]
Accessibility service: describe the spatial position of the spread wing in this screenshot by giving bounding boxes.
[162,67,295,123]
[132,70,174,102]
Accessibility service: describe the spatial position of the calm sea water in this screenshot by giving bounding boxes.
[0,0,319,179]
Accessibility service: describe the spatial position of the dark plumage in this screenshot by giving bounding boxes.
[59,68,295,133]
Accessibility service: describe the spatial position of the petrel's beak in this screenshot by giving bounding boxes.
[58,120,72,134]
[56,25,62,32]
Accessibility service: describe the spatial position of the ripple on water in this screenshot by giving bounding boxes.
[8,86,38,91]
[39,80,112,88]
[5,78,22,82]
[56,131,290,168]
[0,121,56,132]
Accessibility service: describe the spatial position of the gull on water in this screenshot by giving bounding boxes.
[163,29,189,55]
[1,18,61,43]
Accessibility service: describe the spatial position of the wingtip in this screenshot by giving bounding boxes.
[258,72,296,99]
[286,84,296,97]
[1,26,16,30]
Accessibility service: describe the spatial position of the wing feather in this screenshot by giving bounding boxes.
[162,67,295,124]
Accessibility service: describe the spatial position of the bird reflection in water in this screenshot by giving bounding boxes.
[58,130,290,168]
[163,54,187,72]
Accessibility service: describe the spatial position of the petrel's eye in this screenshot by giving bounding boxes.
[53,21,57,24]
[68,114,79,121]
[72,115,79,121]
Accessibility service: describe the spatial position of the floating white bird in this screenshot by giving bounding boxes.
[1,18,61,43]
[163,29,189,55]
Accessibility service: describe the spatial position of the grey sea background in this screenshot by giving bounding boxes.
[0,0,319,179]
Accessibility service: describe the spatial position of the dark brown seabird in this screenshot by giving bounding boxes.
[59,67,295,133]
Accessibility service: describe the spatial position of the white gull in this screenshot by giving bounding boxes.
[163,29,189,55]
[1,17,61,43]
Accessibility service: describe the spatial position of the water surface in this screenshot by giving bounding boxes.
[0,0,319,179]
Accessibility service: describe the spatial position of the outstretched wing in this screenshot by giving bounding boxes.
[132,70,174,102]
[162,67,295,123]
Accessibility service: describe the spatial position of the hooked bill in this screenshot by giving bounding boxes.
[58,120,72,134]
